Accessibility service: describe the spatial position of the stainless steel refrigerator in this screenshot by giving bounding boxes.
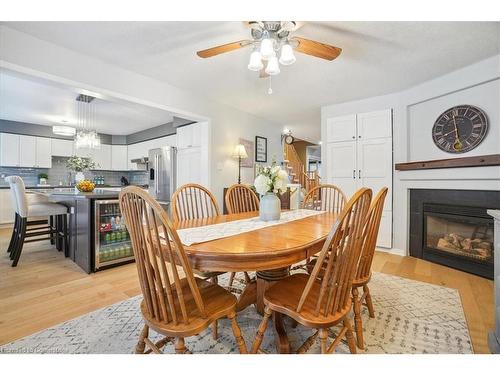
[148,147,177,207]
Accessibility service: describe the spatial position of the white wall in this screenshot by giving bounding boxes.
[322,54,500,255]
[0,26,283,203]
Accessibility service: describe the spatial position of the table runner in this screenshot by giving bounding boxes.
[176,209,325,246]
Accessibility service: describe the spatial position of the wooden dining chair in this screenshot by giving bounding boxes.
[302,184,347,214]
[351,187,388,349]
[251,188,372,354]
[224,184,258,287]
[119,186,247,354]
[171,183,221,222]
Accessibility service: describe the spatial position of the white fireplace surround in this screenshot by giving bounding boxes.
[322,54,500,256]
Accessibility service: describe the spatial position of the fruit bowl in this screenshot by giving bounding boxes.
[76,179,96,192]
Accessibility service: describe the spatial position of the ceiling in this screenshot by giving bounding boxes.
[3,21,500,142]
[0,70,175,135]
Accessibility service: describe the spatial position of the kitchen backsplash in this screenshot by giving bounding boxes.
[0,156,148,187]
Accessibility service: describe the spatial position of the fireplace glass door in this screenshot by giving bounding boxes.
[425,213,494,264]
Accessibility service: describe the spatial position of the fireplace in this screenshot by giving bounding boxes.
[409,189,500,279]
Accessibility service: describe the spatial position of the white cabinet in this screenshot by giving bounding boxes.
[325,109,393,248]
[0,134,52,168]
[0,133,20,167]
[0,189,15,224]
[111,145,128,171]
[35,137,52,168]
[51,139,74,157]
[177,147,202,187]
[127,142,144,170]
[92,144,112,170]
[177,123,201,149]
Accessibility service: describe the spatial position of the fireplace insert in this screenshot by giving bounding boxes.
[410,189,500,279]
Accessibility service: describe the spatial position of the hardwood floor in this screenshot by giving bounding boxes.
[0,228,494,353]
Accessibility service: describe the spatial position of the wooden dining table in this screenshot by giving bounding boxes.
[174,210,338,353]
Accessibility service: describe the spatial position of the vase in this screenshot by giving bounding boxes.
[259,193,281,221]
[75,172,85,183]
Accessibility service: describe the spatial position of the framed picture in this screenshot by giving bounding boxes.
[238,138,254,168]
[255,136,267,162]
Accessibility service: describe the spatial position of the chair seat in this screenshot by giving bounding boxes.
[141,277,237,337]
[27,192,50,205]
[27,202,68,217]
[264,273,351,329]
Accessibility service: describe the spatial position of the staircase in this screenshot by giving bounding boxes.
[283,143,321,193]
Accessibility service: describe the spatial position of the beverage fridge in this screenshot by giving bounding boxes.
[94,200,134,270]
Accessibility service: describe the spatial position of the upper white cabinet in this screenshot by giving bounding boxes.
[111,145,128,171]
[91,144,112,171]
[126,135,177,170]
[0,133,20,167]
[326,114,357,142]
[51,139,74,157]
[0,134,52,168]
[325,109,393,248]
[177,123,201,149]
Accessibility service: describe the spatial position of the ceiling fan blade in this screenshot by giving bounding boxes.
[292,37,342,61]
[196,40,252,58]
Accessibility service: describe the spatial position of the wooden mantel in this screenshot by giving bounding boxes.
[395,154,500,171]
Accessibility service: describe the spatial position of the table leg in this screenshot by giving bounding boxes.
[256,267,291,354]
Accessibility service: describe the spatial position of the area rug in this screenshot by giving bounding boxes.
[0,272,473,354]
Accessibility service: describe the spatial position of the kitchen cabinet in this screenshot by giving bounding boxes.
[325,109,392,248]
[177,123,201,149]
[92,144,112,170]
[126,135,177,170]
[0,134,52,168]
[177,147,202,187]
[111,145,128,171]
[0,133,20,167]
[51,139,74,157]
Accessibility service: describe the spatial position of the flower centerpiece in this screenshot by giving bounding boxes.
[253,160,289,221]
[66,156,98,183]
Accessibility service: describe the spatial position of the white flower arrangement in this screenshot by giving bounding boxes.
[253,160,289,196]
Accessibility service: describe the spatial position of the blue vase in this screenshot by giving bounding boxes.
[259,193,281,221]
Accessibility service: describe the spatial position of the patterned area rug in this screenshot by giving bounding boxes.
[0,272,473,354]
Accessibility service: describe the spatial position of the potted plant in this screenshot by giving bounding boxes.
[66,156,98,183]
[38,173,49,185]
[253,159,289,221]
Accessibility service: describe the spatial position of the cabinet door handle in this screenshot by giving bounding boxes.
[358,170,361,179]
[353,170,356,179]
[352,136,355,139]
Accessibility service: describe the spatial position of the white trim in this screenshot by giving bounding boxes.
[375,247,406,257]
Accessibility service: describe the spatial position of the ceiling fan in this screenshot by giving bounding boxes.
[196,21,342,84]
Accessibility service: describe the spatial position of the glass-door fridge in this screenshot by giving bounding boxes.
[95,199,134,270]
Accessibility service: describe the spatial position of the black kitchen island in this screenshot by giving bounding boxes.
[39,188,136,273]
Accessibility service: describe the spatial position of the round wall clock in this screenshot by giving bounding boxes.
[432,105,488,153]
[284,135,295,145]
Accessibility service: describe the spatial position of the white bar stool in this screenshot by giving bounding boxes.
[5,176,69,267]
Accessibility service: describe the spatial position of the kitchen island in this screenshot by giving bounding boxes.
[37,187,137,273]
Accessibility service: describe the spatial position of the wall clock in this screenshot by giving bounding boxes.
[284,135,295,145]
[432,105,488,153]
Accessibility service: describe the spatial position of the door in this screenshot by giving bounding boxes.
[36,137,52,168]
[326,114,357,142]
[177,147,202,187]
[326,141,358,198]
[0,133,20,167]
[357,109,392,140]
[19,135,37,167]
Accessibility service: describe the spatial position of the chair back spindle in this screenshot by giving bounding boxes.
[355,187,388,281]
[225,184,259,214]
[297,188,372,317]
[119,187,206,325]
[302,184,347,214]
[171,184,220,222]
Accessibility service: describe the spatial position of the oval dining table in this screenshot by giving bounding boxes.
[173,210,338,354]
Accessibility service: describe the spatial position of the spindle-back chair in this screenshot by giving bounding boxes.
[119,187,247,354]
[302,184,347,214]
[251,188,372,354]
[171,183,220,222]
[351,187,388,349]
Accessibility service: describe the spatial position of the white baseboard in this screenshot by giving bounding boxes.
[375,247,407,257]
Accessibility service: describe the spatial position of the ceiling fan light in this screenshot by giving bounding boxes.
[247,50,263,71]
[265,55,280,76]
[260,38,275,60]
[279,43,296,65]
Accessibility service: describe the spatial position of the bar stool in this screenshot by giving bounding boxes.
[5,176,69,267]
